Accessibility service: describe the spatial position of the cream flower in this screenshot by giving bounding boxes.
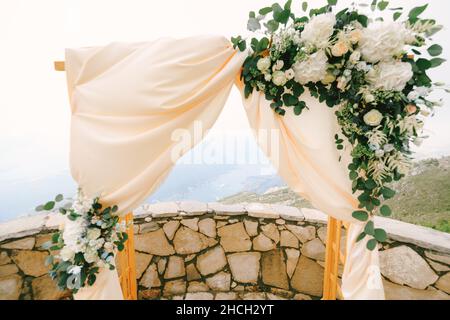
[349,50,361,63]
[87,227,101,240]
[359,21,407,63]
[364,109,383,126]
[367,61,413,91]
[331,41,349,57]
[321,71,336,85]
[272,71,287,86]
[301,13,336,49]
[348,29,362,44]
[285,69,295,80]
[293,50,328,84]
[257,57,271,72]
[60,247,75,262]
[272,60,284,72]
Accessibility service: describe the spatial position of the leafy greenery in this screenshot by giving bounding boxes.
[36,194,127,293]
[231,0,447,250]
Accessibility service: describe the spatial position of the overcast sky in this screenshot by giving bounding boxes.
[0,0,449,184]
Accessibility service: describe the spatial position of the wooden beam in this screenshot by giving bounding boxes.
[54,61,65,71]
[323,216,343,300]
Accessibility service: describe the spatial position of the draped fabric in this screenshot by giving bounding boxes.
[65,36,384,300]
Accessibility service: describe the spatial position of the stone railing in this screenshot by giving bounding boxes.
[0,201,449,300]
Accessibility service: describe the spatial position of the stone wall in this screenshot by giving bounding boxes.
[0,201,449,300]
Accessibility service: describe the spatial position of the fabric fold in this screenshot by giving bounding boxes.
[65,37,384,300]
[236,79,384,300]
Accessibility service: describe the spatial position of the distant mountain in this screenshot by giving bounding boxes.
[220,156,450,233]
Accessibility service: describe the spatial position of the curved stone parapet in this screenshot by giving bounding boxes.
[0,201,449,300]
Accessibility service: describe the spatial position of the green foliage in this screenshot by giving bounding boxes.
[231,0,448,251]
[36,193,126,293]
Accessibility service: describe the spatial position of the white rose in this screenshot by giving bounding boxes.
[264,73,272,82]
[363,109,383,126]
[84,248,99,264]
[364,93,375,103]
[321,72,336,85]
[348,29,362,44]
[301,13,336,49]
[257,57,271,72]
[337,76,349,91]
[104,242,114,253]
[367,61,413,91]
[359,21,408,63]
[60,247,75,262]
[272,60,284,72]
[331,41,349,57]
[285,69,295,80]
[349,50,361,63]
[293,50,328,84]
[87,227,101,240]
[272,71,287,86]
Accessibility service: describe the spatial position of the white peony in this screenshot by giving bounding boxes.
[84,248,99,264]
[301,13,336,49]
[272,71,287,86]
[331,41,349,57]
[349,50,361,63]
[272,60,284,72]
[364,109,383,126]
[359,21,408,63]
[285,69,295,80]
[60,247,75,262]
[104,242,114,253]
[257,57,271,72]
[367,61,413,91]
[293,50,328,84]
[87,227,101,240]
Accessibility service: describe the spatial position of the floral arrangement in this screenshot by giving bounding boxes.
[36,190,128,292]
[232,0,448,250]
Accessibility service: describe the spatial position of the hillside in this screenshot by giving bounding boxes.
[221,156,450,233]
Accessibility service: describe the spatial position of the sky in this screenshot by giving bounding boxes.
[0,0,449,219]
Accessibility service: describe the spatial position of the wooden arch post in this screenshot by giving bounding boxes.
[54,61,138,300]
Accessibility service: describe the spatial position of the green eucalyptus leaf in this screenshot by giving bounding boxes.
[427,44,443,57]
[356,232,366,242]
[302,1,308,12]
[352,210,369,222]
[377,1,389,10]
[284,0,292,10]
[247,17,261,31]
[44,201,55,211]
[327,0,337,6]
[429,57,446,68]
[366,239,377,250]
[266,20,280,33]
[382,187,396,199]
[393,12,402,21]
[374,228,387,242]
[380,205,392,216]
[364,221,375,235]
[55,194,64,202]
[259,7,273,15]
[408,4,428,21]
[35,205,44,212]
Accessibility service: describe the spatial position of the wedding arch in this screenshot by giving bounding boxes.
[42,0,446,300]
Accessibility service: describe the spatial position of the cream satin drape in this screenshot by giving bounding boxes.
[65,36,384,300]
